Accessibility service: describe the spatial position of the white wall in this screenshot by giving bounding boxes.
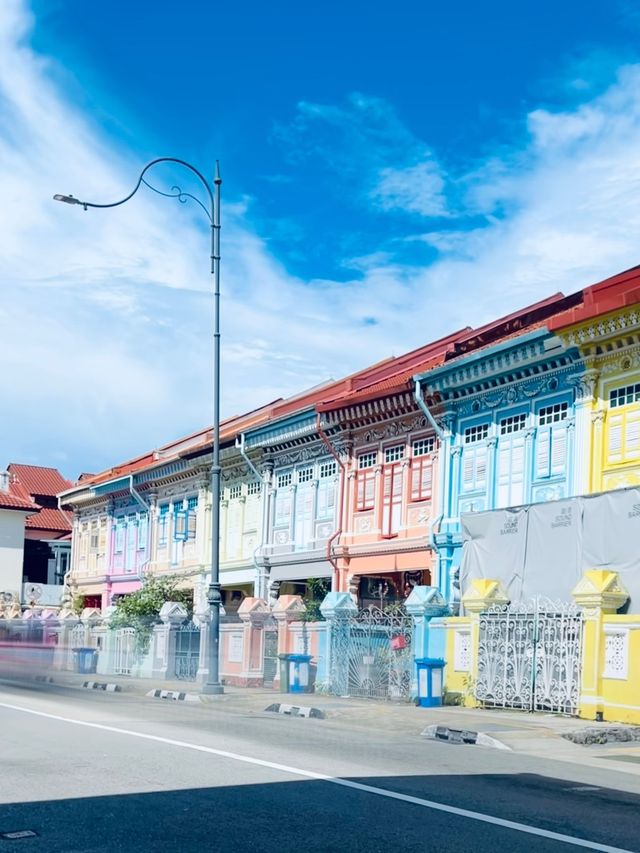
[0,509,27,597]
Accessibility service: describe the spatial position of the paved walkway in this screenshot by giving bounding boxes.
[49,669,640,776]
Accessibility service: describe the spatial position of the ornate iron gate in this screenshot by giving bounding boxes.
[262,617,278,687]
[113,627,136,676]
[476,600,583,714]
[173,623,201,681]
[329,606,414,701]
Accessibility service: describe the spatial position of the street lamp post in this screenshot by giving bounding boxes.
[54,157,224,695]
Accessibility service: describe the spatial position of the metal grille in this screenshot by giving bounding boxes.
[113,627,136,676]
[173,623,201,681]
[329,606,413,701]
[476,600,583,715]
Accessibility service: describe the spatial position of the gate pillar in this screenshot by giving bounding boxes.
[272,595,306,688]
[405,586,449,696]
[460,579,509,707]
[572,569,630,721]
[320,592,357,696]
[238,597,271,686]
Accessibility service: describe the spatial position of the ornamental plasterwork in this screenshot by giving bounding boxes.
[598,348,640,376]
[221,463,250,483]
[359,414,427,444]
[566,370,600,401]
[562,307,640,347]
[455,366,576,416]
[430,339,549,392]
[273,443,329,467]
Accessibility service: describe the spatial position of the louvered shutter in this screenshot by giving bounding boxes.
[462,450,475,490]
[536,429,551,478]
[608,414,623,464]
[226,500,242,559]
[510,437,525,505]
[295,484,314,548]
[496,441,511,508]
[550,426,567,476]
[475,445,487,490]
[625,410,640,459]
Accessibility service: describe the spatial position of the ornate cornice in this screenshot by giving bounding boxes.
[559,305,640,352]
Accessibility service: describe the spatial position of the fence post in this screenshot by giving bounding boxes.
[405,586,449,698]
[54,611,79,671]
[319,592,357,696]
[572,569,630,722]
[154,602,189,680]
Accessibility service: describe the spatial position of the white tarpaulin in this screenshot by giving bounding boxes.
[461,486,640,610]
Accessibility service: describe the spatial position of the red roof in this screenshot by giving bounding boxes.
[7,464,72,499]
[0,491,37,513]
[548,265,640,331]
[25,507,72,532]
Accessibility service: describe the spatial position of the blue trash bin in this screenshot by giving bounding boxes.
[288,654,312,694]
[73,647,98,675]
[415,657,445,707]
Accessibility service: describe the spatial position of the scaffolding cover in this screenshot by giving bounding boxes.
[461,487,640,610]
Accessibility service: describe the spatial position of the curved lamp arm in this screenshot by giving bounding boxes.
[54,156,217,223]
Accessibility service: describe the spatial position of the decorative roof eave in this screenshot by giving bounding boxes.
[417,332,580,398]
[319,391,417,428]
[244,410,317,449]
[556,304,640,353]
[438,355,581,402]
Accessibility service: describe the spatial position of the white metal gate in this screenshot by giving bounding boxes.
[173,623,200,680]
[476,600,583,714]
[329,606,414,701]
[114,627,136,676]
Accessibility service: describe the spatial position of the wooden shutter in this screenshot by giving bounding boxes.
[411,457,433,500]
[608,414,623,464]
[475,445,487,490]
[357,471,375,511]
[510,437,525,505]
[294,484,314,548]
[536,429,551,478]
[226,500,242,559]
[462,450,475,490]
[625,410,640,460]
[550,426,567,476]
[382,465,402,536]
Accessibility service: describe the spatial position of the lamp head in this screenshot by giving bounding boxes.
[53,193,84,206]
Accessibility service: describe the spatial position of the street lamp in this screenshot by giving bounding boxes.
[54,157,224,695]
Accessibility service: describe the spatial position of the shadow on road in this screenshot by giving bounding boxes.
[0,771,637,853]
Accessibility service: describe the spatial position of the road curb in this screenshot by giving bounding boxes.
[265,702,325,719]
[82,681,121,692]
[421,724,511,750]
[146,688,201,703]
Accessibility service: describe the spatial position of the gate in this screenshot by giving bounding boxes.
[476,600,583,714]
[262,616,278,687]
[114,627,136,676]
[173,623,201,681]
[329,606,413,701]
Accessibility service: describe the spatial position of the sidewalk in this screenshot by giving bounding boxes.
[50,669,640,775]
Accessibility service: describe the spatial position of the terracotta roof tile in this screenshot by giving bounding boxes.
[7,464,72,497]
[25,506,71,532]
[0,490,38,512]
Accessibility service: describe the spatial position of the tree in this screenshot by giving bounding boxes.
[109,575,192,655]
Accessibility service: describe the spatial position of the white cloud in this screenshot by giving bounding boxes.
[3,1,640,477]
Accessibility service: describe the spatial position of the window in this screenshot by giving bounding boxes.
[536,400,569,480]
[610,384,640,409]
[464,424,489,444]
[174,503,187,542]
[229,484,242,500]
[382,462,403,536]
[358,451,377,469]
[497,434,525,507]
[317,477,336,519]
[412,437,434,457]
[499,413,526,435]
[319,461,337,478]
[538,402,568,425]
[461,445,488,492]
[158,505,169,547]
[90,522,99,552]
[384,445,405,463]
[298,467,313,483]
[247,481,261,495]
[411,456,433,501]
[137,513,148,551]
[277,472,292,488]
[187,496,198,511]
[114,519,125,553]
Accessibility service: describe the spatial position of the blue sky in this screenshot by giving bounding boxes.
[3,0,640,477]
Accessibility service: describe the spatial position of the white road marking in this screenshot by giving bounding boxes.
[0,700,633,853]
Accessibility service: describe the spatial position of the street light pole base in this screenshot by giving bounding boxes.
[201,683,224,695]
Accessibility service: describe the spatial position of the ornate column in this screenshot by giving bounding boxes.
[320,591,357,696]
[591,408,606,493]
[568,369,599,496]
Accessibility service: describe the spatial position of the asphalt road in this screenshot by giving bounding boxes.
[0,682,638,853]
